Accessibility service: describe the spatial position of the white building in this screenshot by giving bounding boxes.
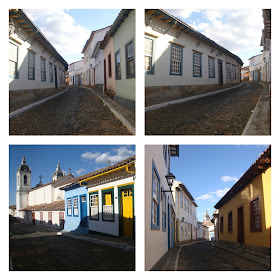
[15,157,74,228]
[9,9,68,111]
[68,60,83,86]
[82,26,110,91]
[202,210,215,241]
[145,9,243,106]
[248,54,264,82]
[145,145,179,271]
[172,180,198,243]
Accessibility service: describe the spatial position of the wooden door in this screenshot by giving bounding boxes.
[32,212,35,225]
[237,206,244,243]
[104,59,107,91]
[121,189,133,238]
[218,61,223,85]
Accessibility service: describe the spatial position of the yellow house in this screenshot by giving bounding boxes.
[214,146,271,255]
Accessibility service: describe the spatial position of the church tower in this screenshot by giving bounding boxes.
[52,162,64,181]
[203,210,210,222]
[16,156,31,214]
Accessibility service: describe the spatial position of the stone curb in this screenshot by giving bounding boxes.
[9,88,69,119]
[81,86,135,135]
[59,231,135,252]
[145,83,243,112]
[242,82,267,135]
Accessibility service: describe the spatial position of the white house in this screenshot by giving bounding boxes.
[68,60,83,86]
[15,157,74,229]
[145,145,179,271]
[202,210,215,241]
[82,26,110,91]
[145,9,243,106]
[172,180,198,243]
[9,9,68,112]
[248,54,264,82]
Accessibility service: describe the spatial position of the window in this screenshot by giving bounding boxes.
[49,63,53,82]
[28,51,35,80]
[187,199,189,213]
[228,211,233,233]
[208,57,215,78]
[180,192,183,208]
[226,62,231,79]
[40,212,43,224]
[126,39,135,78]
[185,224,187,236]
[108,53,112,78]
[102,189,114,221]
[9,41,19,78]
[23,175,27,185]
[41,57,46,81]
[184,196,187,211]
[250,196,262,232]
[59,212,64,227]
[151,162,160,229]
[181,225,184,236]
[145,36,154,74]
[59,68,62,83]
[48,212,52,225]
[90,192,99,220]
[193,51,202,77]
[220,216,224,233]
[115,50,121,80]
[170,44,182,75]
[67,198,72,216]
[162,191,166,231]
[232,65,236,79]
[73,196,78,216]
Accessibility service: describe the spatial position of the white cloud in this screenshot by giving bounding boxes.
[221,176,239,183]
[24,9,91,58]
[76,168,86,175]
[165,9,198,19]
[81,146,135,165]
[210,188,230,197]
[196,194,213,200]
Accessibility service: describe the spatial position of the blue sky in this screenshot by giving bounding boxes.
[166,9,264,66]
[24,9,121,64]
[9,145,135,205]
[170,145,269,221]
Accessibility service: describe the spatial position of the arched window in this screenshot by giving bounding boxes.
[23,175,27,185]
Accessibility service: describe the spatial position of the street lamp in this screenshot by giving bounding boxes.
[165,172,175,187]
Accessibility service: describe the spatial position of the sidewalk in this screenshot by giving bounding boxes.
[242,83,271,135]
[59,230,135,252]
[213,242,271,270]
[82,86,135,135]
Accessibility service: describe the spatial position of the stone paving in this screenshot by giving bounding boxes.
[9,221,135,271]
[145,82,264,135]
[9,86,131,135]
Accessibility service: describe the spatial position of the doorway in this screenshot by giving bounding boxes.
[80,195,87,228]
[119,185,134,238]
[32,212,35,225]
[104,59,107,92]
[237,206,244,244]
[54,66,58,88]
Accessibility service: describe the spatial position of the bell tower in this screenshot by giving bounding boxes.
[52,162,64,181]
[16,156,31,214]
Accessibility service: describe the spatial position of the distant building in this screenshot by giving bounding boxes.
[241,66,249,81]
[248,54,264,82]
[9,9,68,111]
[214,146,271,256]
[68,60,83,86]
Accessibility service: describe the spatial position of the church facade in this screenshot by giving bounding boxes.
[15,157,74,228]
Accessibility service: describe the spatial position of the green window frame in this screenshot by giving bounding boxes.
[28,50,35,80]
[193,51,202,77]
[115,50,121,80]
[170,44,183,76]
[208,57,215,78]
[102,188,114,222]
[125,38,135,79]
[162,191,166,232]
[151,160,160,230]
[41,57,46,82]
[145,35,155,74]
[9,41,19,79]
[89,191,99,220]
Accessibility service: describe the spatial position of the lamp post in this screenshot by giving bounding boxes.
[165,172,175,187]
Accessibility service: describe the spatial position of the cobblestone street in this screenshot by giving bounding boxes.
[9,221,135,271]
[9,87,131,135]
[177,242,269,271]
[145,82,264,135]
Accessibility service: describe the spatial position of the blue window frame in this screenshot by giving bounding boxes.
[28,50,35,80]
[208,56,215,78]
[67,198,72,216]
[115,50,121,80]
[193,51,202,77]
[145,35,155,74]
[162,191,166,232]
[73,196,79,217]
[151,160,160,230]
[170,44,183,76]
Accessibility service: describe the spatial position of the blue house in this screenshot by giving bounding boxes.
[63,183,89,234]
